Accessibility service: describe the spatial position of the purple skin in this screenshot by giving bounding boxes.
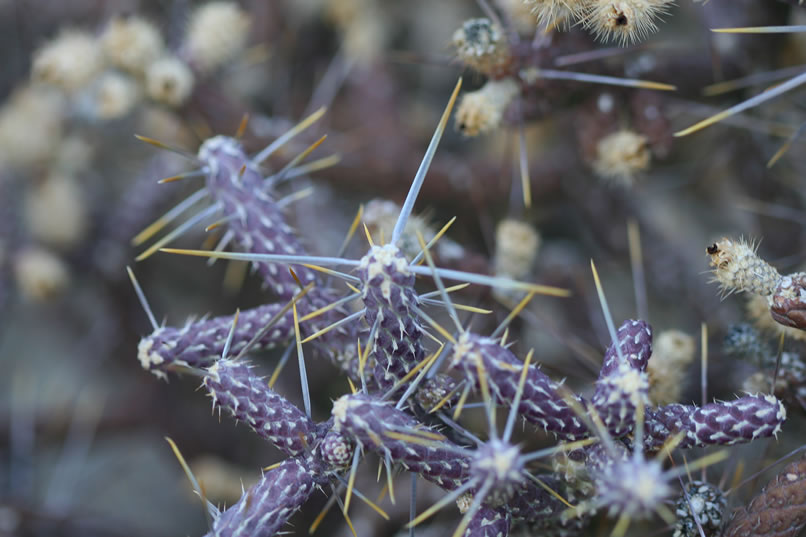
[207,457,320,537]
[590,362,649,438]
[450,332,588,440]
[197,136,361,378]
[357,244,426,392]
[316,429,356,472]
[199,136,320,299]
[137,302,294,377]
[598,319,653,378]
[643,394,787,450]
[465,506,510,537]
[332,393,471,489]
[204,358,320,458]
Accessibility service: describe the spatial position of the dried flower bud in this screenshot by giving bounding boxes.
[593,129,650,186]
[185,2,251,73]
[93,72,140,120]
[723,453,806,537]
[100,16,164,74]
[770,272,806,331]
[455,78,520,137]
[25,173,88,250]
[707,238,781,298]
[32,30,102,91]
[584,0,674,45]
[317,430,355,472]
[525,0,589,28]
[452,18,511,75]
[493,218,540,288]
[13,247,69,302]
[648,330,695,406]
[146,56,194,107]
[0,85,64,170]
[673,480,727,537]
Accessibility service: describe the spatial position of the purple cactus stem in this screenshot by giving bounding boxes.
[207,457,319,537]
[464,505,510,537]
[198,136,361,376]
[449,332,588,440]
[198,135,320,299]
[590,362,649,438]
[137,302,293,377]
[599,319,653,378]
[643,394,787,450]
[357,244,426,391]
[204,358,318,457]
[332,393,471,489]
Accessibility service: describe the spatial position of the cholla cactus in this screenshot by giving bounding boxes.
[203,359,320,457]
[137,302,293,377]
[207,457,321,537]
[358,243,425,391]
[643,394,786,450]
[452,18,511,76]
[706,238,781,298]
[591,361,650,438]
[450,331,588,440]
[331,393,471,489]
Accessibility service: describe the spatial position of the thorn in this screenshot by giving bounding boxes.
[165,437,213,530]
[268,345,295,388]
[363,223,375,247]
[392,77,462,245]
[300,309,366,344]
[590,259,625,365]
[411,217,457,265]
[343,449,361,516]
[158,170,207,184]
[132,189,209,246]
[531,68,675,91]
[415,231,462,333]
[235,114,250,139]
[711,25,806,33]
[293,303,312,419]
[134,134,200,162]
[221,309,240,360]
[503,349,533,442]
[492,291,536,339]
[136,205,219,261]
[253,106,327,165]
[127,266,159,331]
[518,123,532,208]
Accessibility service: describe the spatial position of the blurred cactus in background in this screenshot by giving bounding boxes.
[3,1,806,537]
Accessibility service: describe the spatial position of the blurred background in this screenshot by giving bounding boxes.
[1,0,805,535]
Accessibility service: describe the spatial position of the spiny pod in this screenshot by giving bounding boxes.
[643,394,787,450]
[331,393,471,489]
[358,244,426,391]
[137,302,293,378]
[203,358,319,458]
[706,238,781,298]
[450,331,588,440]
[206,456,320,537]
[770,272,806,332]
